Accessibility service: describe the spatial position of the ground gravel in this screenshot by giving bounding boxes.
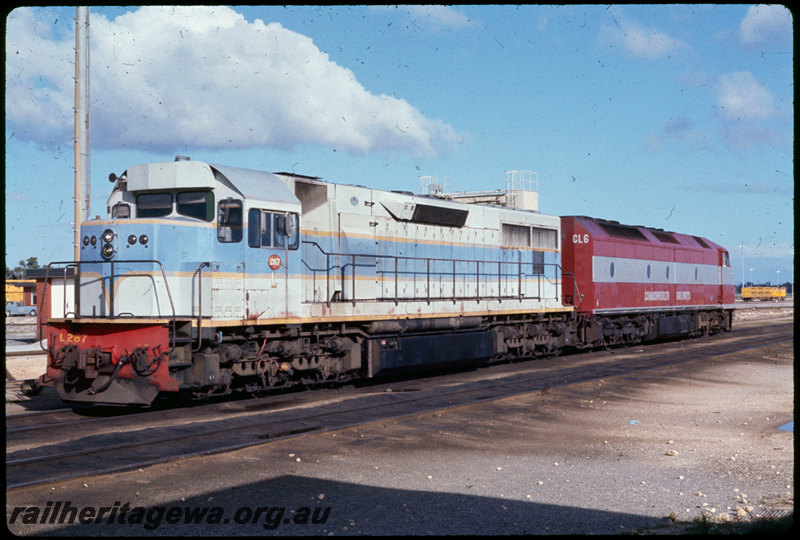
[6,313,793,535]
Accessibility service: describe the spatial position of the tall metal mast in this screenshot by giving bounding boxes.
[73,6,90,260]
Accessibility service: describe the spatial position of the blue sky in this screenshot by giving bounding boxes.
[5,5,794,285]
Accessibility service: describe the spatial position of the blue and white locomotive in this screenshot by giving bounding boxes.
[40,157,572,405]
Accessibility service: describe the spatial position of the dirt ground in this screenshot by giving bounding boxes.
[733,304,793,321]
[6,314,793,535]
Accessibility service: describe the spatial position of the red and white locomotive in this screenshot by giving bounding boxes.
[561,216,734,347]
[36,159,735,406]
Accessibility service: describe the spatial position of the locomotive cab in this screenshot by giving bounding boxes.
[82,159,303,320]
[39,159,303,404]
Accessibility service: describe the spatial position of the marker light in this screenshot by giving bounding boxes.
[128,234,137,245]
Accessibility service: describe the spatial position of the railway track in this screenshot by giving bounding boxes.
[6,319,792,490]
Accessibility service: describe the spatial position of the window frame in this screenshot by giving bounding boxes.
[112,202,131,219]
[217,197,243,243]
[136,192,173,218]
[248,209,300,250]
[177,190,214,222]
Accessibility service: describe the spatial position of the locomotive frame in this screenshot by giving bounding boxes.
[37,158,735,406]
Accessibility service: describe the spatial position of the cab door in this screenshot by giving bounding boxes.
[245,208,300,320]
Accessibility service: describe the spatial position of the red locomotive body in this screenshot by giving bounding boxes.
[41,322,178,405]
[561,216,734,345]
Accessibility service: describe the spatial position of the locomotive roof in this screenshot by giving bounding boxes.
[564,215,723,251]
[211,163,300,206]
[125,161,300,207]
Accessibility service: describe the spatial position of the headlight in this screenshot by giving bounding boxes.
[128,234,137,245]
[102,229,114,243]
[101,244,115,258]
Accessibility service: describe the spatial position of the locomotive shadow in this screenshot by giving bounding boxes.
[51,361,487,416]
[36,474,675,536]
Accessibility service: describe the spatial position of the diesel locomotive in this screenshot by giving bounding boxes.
[37,158,735,405]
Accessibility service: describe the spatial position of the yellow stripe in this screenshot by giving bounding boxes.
[55,306,573,328]
[87,220,558,251]
[302,228,559,252]
[207,306,574,327]
[77,268,562,283]
[88,218,216,228]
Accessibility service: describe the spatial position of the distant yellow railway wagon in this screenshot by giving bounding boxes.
[741,286,786,302]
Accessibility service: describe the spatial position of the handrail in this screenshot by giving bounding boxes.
[561,272,583,312]
[38,259,178,354]
[301,240,562,307]
[192,262,211,351]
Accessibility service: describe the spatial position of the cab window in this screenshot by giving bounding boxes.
[248,209,271,248]
[112,203,130,219]
[177,191,214,221]
[248,209,299,250]
[136,193,172,218]
[218,198,243,243]
[275,213,300,249]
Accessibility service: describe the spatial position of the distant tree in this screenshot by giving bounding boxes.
[5,257,40,279]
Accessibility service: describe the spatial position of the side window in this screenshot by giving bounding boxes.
[112,203,130,219]
[248,209,299,250]
[217,198,243,243]
[260,212,272,247]
[274,213,300,250]
[286,213,299,249]
[136,193,172,218]
[248,209,271,248]
[274,213,285,248]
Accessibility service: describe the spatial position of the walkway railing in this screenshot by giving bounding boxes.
[301,240,562,307]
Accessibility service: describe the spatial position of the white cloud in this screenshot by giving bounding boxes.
[712,71,786,152]
[601,14,689,60]
[739,4,792,46]
[370,5,473,31]
[715,71,775,121]
[405,5,473,30]
[5,6,461,157]
[644,115,711,153]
